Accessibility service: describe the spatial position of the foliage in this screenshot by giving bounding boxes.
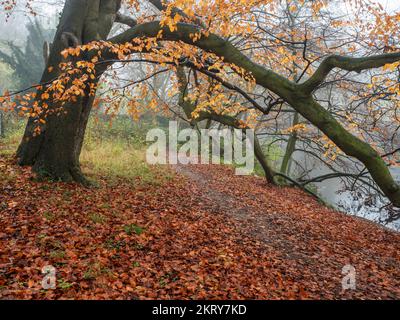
[1,0,400,300]
[1,156,400,299]
[1,0,398,209]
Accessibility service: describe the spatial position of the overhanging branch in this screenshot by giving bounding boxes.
[300,53,400,94]
[115,12,137,28]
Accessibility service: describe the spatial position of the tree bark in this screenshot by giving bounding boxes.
[15,9,400,206]
[280,112,299,175]
[108,21,400,206]
[17,0,121,183]
[175,66,277,183]
[0,111,5,138]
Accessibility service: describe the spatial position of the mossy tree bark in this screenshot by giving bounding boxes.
[16,7,400,206]
[17,0,122,183]
[0,111,5,138]
[109,22,400,206]
[280,112,299,176]
[175,66,277,183]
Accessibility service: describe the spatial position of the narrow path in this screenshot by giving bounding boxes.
[174,164,400,299]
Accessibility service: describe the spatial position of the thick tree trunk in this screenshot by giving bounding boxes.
[17,0,121,183]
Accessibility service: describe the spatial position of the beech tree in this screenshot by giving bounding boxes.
[1,0,400,208]
[0,19,54,89]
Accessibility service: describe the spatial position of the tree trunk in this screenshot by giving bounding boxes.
[17,0,121,183]
[175,66,277,182]
[0,111,5,138]
[280,112,299,175]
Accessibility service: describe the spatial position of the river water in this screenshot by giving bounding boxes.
[291,153,400,231]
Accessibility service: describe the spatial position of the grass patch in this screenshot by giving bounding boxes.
[81,137,174,186]
[42,211,55,221]
[0,119,24,157]
[49,250,66,260]
[89,213,107,224]
[123,224,145,236]
[0,115,174,187]
[57,278,74,290]
[82,262,112,280]
[80,115,175,186]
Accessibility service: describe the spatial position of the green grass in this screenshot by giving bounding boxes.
[82,139,151,182]
[89,213,107,224]
[123,224,145,236]
[57,278,74,290]
[49,250,66,260]
[0,115,175,186]
[81,116,175,186]
[0,118,24,156]
[42,211,56,221]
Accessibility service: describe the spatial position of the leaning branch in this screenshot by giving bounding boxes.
[115,12,137,28]
[99,21,400,206]
[108,22,295,98]
[300,53,400,94]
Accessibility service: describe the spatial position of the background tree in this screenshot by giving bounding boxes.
[0,19,55,90]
